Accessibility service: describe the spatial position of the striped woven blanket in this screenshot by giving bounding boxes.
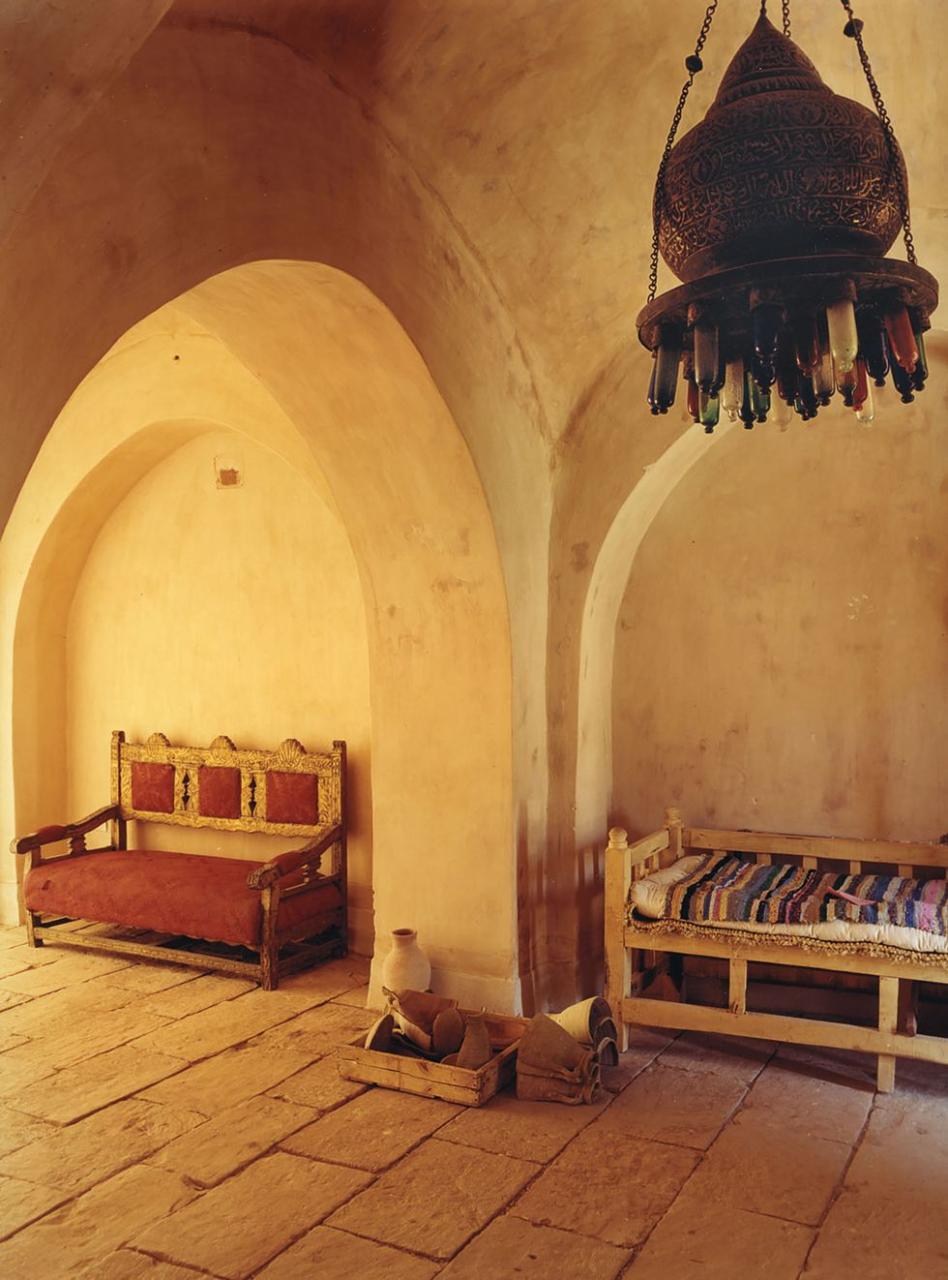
[664,852,948,936]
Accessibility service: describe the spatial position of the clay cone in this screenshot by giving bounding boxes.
[549,996,613,1045]
[456,1012,492,1070]
[432,1006,465,1058]
[518,1014,589,1073]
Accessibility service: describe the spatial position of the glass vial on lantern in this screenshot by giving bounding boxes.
[813,311,834,406]
[856,309,889,387]
[652,326,682,414]
[750,295,781,389]
[912,324,929,392]
[853,358,874,424]
[721,356,744,423]
[688,305,720,394]
[890,356,916,403]
[791,311,820,377]
[883,304,919,374]
[826,287,859,375]
[698,389,720,433]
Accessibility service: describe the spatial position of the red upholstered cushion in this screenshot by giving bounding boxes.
[131,762,175,813]
[24,849,342,948]
[267,771,318,825]
[198,766,241,819]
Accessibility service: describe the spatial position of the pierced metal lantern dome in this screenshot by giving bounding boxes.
[636,2,938,432]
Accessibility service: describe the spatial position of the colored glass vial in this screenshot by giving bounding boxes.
[814,312,834,405]
[890,357,916,403]
[647,354,659,414]
[740,371,756,429]
[750,377,769,424]
[686,371,700,421]
[791,311,820,376]
[836,362,857,407]
[883,305,918,374]
[826,297,859,375]
[698,389,720,432]
[693,320,720,394]
[654,332,682,412]
[911,325,928,391]
[721,356,744,423]
[856,309,889,386]
[852,358,870,414]
[752,303,781,388]
[797,372,818,420]
[775,328,798,406]
[855,380,875,426]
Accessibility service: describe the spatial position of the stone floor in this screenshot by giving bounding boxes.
[1,927,945,1279]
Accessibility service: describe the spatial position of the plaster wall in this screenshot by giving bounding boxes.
[65,431,374,953]
[613,391,948,843]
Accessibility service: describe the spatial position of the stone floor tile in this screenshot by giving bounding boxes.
[657,1031,775,1083]
[4,942,69,966]
[249,1000,375,1057]
[512,1123,697,1248]
[266,1054,368,1112]
[129,990,297,1061]
[601,1028,676,1094]
[774,1040,876,1091]
[283,1088,458,1171]
[34,1003,172,1070]
[805,1091,948,1276]
[255,1224,439,1280]
[0,1097,204,1194]
[440,1214,631,1279]
[0,951,132,994]
[743,1056,873,1144]
[595,1062,747,1149]
[0,988,34,1012]
[78,1251,208,1279]
[0,927,28,949]
[332,983,371,1008]
[328,1136,537,1260]
[439,1088,606,1163]
[272,956,371,1005]
[0,980,137,1036]
[132,1151,371,1279]
[93,963,202,994]
[0,951,31,979]
[1,1164,196,1280]
[0,1104,57,1157]
[0,1029,29,1052]
[150,1094,315,1185]
[132,972,257,1019]
[682,1108,852,1226]
[0,1043,57,1098]
[874,1056,948,1103]
[11,1043,185,1123]
[627,1196,813,1280]
[0,1173,71,1239]
[137,1039,314,1116]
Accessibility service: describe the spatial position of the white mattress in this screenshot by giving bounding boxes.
[629,855,948,955]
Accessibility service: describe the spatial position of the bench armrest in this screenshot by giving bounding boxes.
[10,804,120,857]
[247,823,343,890]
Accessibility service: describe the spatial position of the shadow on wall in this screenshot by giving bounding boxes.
[1,259,519,1012]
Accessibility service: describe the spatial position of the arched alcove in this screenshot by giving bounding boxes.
[1,260,518,1010]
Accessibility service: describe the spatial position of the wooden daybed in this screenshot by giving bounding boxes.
[11,730,348,988]
[605,807,948,1091]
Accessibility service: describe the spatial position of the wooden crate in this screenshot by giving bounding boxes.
[336,1011,528,1106]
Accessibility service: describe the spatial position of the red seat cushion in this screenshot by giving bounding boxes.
[24,849,342,949]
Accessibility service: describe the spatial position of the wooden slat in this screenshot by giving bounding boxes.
[898,865,913,879]
[621,997,948,1067]
[33,926,260,977]
[605,828,633,1052]
[849,860,862,876]
[685,827,948,868]
[728,958,748,1015]
[877,977,898,1092]
[756,853,772,867]
[628,828,671,864]
[802,857,818,871]
[337,1058,481,1105]
[623,923,948,985]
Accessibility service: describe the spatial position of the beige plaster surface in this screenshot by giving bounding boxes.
[1,0,946,1017]
[1,929,945,1279]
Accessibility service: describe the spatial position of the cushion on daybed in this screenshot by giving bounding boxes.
[23,849,342,948]
[629,851,948,955]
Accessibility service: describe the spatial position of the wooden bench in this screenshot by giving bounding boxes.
[11,730,347,988]
[605,808,948,1091]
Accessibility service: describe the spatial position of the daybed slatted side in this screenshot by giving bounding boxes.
[606,807,948,1093]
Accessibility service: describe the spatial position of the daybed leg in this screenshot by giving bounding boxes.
[877,976,898,1093]
[898,979,918,1037]
[605,827,631,1052]
[728,958,748,1015]
[25,911,43,947]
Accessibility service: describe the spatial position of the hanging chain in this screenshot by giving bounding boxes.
[839,1,916,264]
[782,0,791,37]
[646,0,720,302]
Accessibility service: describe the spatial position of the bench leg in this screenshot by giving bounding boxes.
[260,886,279,990]
[877,976,898,1093]
[25,911,44,948]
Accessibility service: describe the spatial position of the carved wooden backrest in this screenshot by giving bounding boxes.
[111,731,345,836]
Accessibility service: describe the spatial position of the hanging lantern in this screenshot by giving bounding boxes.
[637,2,938,432]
